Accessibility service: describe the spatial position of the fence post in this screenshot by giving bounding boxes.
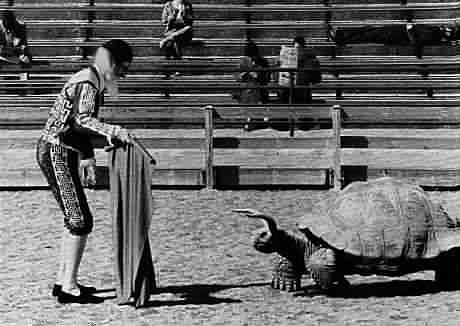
[331,104,342,190]
[204,105,214,189]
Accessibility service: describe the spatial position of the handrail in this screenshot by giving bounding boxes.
[1,60,457,74]
[3,67,458,74]
[25,38,332,46]
[22,18,459,29]
[0,98,457,107]
[4,103,460,127]
[0,80,456,89]
[1,3,458,12]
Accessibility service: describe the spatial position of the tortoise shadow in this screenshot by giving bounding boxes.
[142,281,269,307]
[296,279,460,299]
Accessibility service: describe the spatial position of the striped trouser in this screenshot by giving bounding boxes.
[36,138,93,236]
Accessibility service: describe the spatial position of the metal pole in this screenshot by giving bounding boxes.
[204,105,214,189]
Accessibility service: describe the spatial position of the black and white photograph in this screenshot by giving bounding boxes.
[1,0,459,325]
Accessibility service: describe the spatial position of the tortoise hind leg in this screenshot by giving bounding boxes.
[271,255,303,292]
[308,248,349,292]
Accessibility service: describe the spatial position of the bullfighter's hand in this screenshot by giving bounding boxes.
[79,158,97,187]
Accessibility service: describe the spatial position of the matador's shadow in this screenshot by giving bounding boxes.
[295,279,460,299]
[142,281,269,307]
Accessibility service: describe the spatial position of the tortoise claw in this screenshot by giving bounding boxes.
[272,276,301,292]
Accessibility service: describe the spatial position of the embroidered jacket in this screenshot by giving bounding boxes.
[41,66,121,159]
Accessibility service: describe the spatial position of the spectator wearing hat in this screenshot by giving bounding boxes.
[0,10,32,65]
[36,39,133,304]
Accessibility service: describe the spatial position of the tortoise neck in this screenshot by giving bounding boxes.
[274,229,317,273]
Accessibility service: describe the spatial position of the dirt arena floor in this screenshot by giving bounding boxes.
[3,188,460,326]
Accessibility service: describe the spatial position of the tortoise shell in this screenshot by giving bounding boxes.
[298,177,460,260]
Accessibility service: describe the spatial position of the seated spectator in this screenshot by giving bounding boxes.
[328,23,458,58]
[0,10,32,65]
[234,41,270,104]
[160,0,193,60]
[278,36,321,104]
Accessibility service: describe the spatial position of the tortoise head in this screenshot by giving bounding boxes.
[253,226,277,253]
[233,208,280,254]
[250,213,315,272]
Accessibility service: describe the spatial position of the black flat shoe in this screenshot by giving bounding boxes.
[52,283,97,297]
[57,290,104,304]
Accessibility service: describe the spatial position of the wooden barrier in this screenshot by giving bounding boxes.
[0,104,340,189]
[332,105,460,188]
[3,102,460,189]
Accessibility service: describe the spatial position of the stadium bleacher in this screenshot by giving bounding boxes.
[0,0,458,188]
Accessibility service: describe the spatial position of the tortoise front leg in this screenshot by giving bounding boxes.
[268,230,317,292]
[271,255,302,292]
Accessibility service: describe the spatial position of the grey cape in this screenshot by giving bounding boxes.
[109,140,156,307]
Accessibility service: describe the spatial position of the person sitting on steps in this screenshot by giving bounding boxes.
[0,10,32,66]
[278,36,322,105]
[160,0,194,60]
[234,41,270,104]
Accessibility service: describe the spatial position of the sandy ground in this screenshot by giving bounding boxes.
[3,188,460,326]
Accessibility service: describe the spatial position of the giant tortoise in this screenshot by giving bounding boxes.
[234,177,460,293]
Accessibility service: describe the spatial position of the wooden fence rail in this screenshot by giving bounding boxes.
[3,103,460,189]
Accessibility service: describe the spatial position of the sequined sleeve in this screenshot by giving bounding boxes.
[73,82,121,139]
